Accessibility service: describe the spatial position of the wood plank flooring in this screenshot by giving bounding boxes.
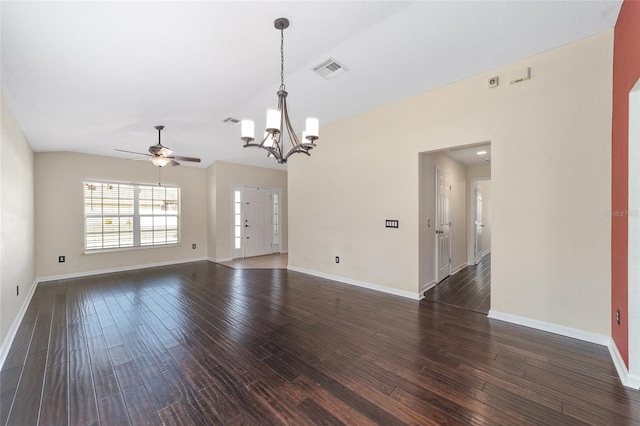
[2,260,639,425]
[425,253,491,314]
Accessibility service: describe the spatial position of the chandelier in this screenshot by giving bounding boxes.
[240,18,319,164]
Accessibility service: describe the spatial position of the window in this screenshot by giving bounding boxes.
[234,189,242,250]
[273,192,280,246]
[84,181,180,251]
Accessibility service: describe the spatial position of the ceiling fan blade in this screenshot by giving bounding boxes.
[170,160,180,167]
[170,155,201,163]
[115,149,151,157]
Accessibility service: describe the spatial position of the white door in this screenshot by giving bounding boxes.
[243,187,273,257]
[436,169,452,283]
[474,183,484,264]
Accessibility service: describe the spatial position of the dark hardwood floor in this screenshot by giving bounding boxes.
[425,253,491,314]
[2,260,639,425]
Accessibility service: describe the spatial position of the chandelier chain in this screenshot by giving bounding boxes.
[280,27,285,88]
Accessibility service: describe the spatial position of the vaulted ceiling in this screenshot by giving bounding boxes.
[1,1,622,169]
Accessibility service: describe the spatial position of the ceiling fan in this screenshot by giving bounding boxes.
[115,125,201,167]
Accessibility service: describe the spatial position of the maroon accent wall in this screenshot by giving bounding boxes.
[612,0,640,367]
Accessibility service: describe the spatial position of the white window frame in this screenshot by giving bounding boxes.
[83,181,181,253]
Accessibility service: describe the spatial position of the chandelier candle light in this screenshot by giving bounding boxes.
[241,18,319,164]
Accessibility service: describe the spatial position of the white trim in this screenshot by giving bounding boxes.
[469,249,491,265]
[487,310,610,346]
[451,263,467,276]
[421,280,436,294]
[609,339,640,389]
[0,278,38,370]
[488,310,640,389]
[287,265,423,301]
[627,78,640,386]
[37,257,207,282]
[209,257,233,263]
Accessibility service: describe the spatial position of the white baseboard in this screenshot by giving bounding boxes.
[38,257,208,282]
[287,265,422,301]
[609,339,640,390]
[421,280,436,294]
[487,310,610,346]
[451,263,467,275]
[488,310,640,390]
[209,257,232,263]
[0,278,38,370]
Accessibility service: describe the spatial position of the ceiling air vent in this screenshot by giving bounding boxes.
[222,117,240,124]
[313,58,347,80]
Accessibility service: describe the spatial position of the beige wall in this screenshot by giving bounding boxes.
[34,152,208,278]
[207,161,287,261]
[1,94,35,349]
[289,31,612,335]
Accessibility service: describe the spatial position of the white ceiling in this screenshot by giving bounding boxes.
[1,1,622,170]
[445,143,491,167]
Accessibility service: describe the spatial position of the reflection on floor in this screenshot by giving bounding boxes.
[218,253,288,270]
[424,253,491,314]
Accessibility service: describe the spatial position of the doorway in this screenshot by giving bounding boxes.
[232,186,282,259]
[436,168,452,283]
[419,143,491,313]
[472,178,492,265]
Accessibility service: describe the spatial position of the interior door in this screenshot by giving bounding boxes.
[474,183,484,264]
[243,187,273,258]
[436,169,452,283]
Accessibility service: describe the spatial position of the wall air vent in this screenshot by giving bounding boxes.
[222,117,240,124]
[313,58,347,80]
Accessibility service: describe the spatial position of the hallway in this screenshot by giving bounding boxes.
[424,253,491,314]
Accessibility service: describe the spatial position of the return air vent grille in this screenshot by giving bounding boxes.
[222,117,240,124]
[313,58,347,80]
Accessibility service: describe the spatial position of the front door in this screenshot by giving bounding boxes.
[436,168,452,283]
[243,186,273,258]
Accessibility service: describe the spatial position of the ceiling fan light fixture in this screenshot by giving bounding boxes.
[241,17,320,164]
[151,156,171,167]
[158,146,173,157]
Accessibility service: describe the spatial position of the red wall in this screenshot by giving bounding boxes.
[612,0,640,367]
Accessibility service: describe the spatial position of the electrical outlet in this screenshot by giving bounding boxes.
[192,243,197,249]
[58,256,65,263]
[16,285,19,296]
[616,308,621,325]
[335,256,340,263]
